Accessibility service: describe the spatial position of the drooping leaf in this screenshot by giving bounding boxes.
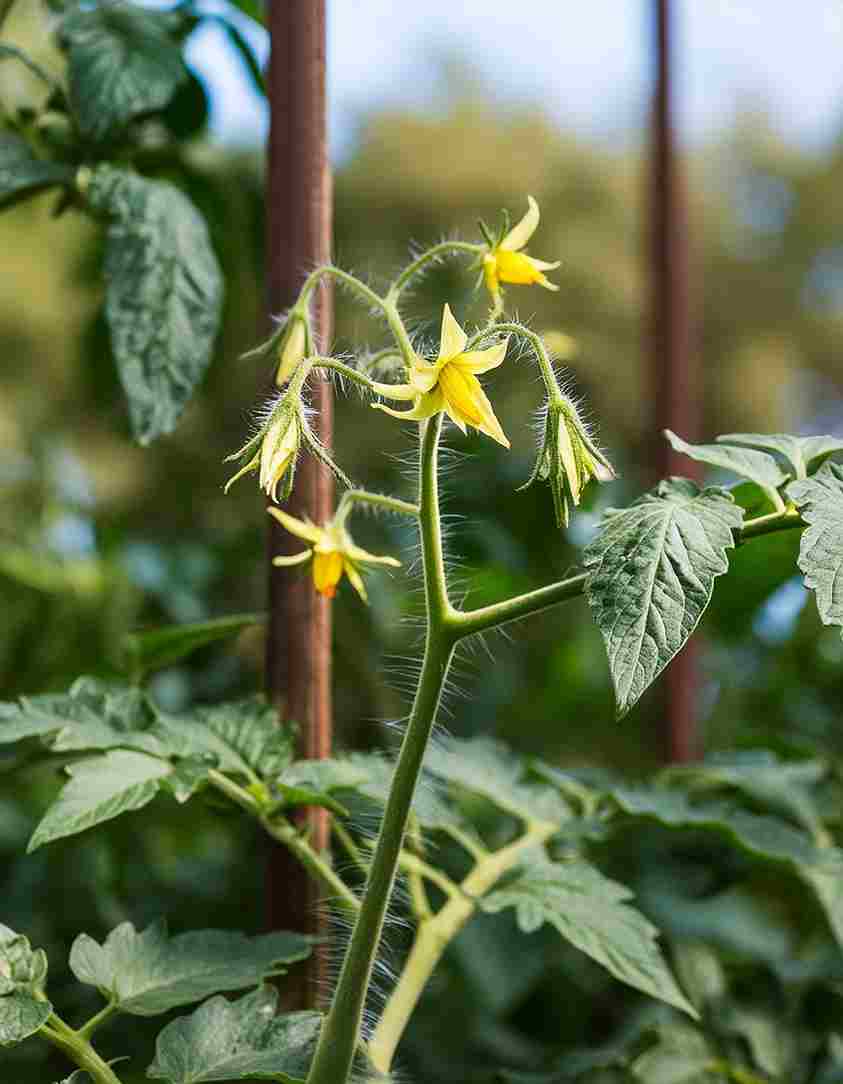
[0,131,74,209]
[57,3,187,143]
[28,749,172,851]
[86,165,223,445]
[0,676,163,755]
[69,922,311,1017]
[155,698,293,782]
[584,479,743,716]
[610,786,843,949]
[788,461,843,639]
[665,430,789,490]
[663,750,828,842]
[0,925,51,1046]
[147,985,320,1083]
[481,861,696,1017]
[121,613,265,680]
[719,432,843,478]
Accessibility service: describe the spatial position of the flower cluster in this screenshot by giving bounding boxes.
[226,196,614,602]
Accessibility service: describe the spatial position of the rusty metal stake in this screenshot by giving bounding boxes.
[650,0,700,762]
[264,0,334,1004]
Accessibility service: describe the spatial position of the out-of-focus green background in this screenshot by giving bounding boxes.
[2,3,843,1081]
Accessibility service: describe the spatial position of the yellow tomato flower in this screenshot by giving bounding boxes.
[268,507,400,601]
[371,304,510,448]
[482,196,560,302]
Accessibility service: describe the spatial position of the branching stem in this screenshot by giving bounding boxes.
[41,1012,124,1084]
[367,818,558,1074]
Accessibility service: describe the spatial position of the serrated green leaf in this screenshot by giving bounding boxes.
[0,131,74,209]
[70,922,311,1017]
[163,757,212,804]
[0,991,52,1046]
[424,737,572,823]
[0,676,163,754]
[611,786,843,950]
[665,430,789,490]
[122,614,264,681]
[147,985,320,1083]
[481,861,697,1017]
[584,479,743,716]
[58,3,187,143]
[719,432,843,478]
[788,461,843,639]
[28,750,172,851]
[86,165,222,445]
[155,698,292,783]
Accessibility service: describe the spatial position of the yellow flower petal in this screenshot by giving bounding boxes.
[527,257,561,272]
[439,364,510,448]
[343,559,368,602]
[438,303,468,361]
[500,195,540,252]
[344,542,401,567]
[312,550,344,598]
[372,387,445,423]
[267,506,324,544]
[452,338,509,375]
[409,360,440,395]
[272,550,313,568]
[370,380,418,402]
[494,249,549,286]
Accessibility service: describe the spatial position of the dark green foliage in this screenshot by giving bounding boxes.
[85,165,223,445]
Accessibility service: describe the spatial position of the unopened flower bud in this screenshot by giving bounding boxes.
[523,396,615,527]
[276,316,308,386]
[224,396,301,504]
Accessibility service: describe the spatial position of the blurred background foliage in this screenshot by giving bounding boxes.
[2,2,843,1081]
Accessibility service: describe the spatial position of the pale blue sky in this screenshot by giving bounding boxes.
[185,1,843,156]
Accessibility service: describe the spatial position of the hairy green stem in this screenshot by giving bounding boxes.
[475,321,562,401]
[387,240,482,298]
[336,488,419,523]
[368,819,557,1074]
[42,1013,124,1084]
[263,817,361,915]
[207,770,360,914]
[306,415,455,1084]
[76,1000,117,1041]
[737,505,803,543]
[452,506,804,640]
[299,265,385,317]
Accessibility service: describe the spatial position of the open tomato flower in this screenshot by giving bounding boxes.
[371,304,510,447]
[482,196,560,303]
[268,507,400,601]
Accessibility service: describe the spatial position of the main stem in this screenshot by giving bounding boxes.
[42,1013,123,1084]
[306,415,454,1084]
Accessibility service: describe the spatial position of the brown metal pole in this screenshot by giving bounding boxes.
[650,0,700,762]
[265,1,333,1003]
